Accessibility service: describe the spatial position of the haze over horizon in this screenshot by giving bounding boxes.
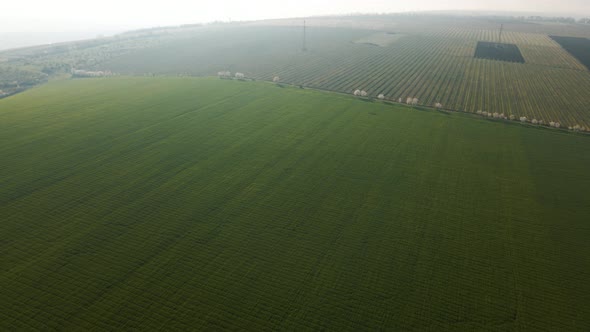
[1,0,589,50]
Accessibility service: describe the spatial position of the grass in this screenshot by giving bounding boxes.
[93,23,590,128]
[3,17,590,127]
[0,77,589,330]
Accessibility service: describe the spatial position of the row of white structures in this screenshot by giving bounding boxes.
[218,71,245,79]
[214,73,586,131]
[354,88,586,131]
[218,71,281,83]
[355,90,426,108]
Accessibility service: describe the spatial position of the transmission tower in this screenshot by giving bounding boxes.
[302,20,308,52]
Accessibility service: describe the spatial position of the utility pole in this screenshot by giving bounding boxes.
[302,20,308,52]
[499,24,504,44]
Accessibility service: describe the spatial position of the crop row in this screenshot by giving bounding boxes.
[251,35,590,128]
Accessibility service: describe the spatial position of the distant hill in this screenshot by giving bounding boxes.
[0,29,125,51]
[2,15,590,129]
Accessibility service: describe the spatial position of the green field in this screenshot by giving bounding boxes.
[93,18,590,128]
[1,77,589,330]
[3,16,590,128]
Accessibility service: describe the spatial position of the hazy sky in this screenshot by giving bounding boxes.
[2,0,588,31]
[0,0,588,50]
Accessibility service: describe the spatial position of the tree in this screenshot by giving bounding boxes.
[532,119,538,124]
[412,98,419,106]
[476,110,483,115]
[398,98,402,103]
[235,72,245,80]
[509,114,516,120]
[434,102,443,110]
[378,94,385,100]
[520,116,527,123]
[354,89,361,96]
[360,90,368,97]
[273,76,280,83]
[406,97,413,105]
